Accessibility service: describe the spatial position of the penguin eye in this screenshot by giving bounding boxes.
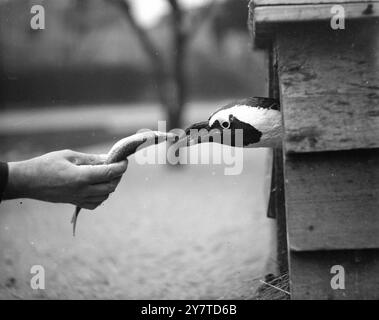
[221,121,230,129]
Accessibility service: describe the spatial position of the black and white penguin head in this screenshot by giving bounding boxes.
[181,97,282,148]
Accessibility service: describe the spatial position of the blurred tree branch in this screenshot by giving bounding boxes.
[107,0,216,130]
[107,0,166,94]
[187,0,217,43]
[167,0,186,127]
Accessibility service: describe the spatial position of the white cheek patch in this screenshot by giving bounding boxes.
[209,104,281,135]
[209,116,228,127]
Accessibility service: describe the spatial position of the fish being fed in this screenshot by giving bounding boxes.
[71,131,177,236]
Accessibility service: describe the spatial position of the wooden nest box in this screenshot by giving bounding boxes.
[249,0,379,299]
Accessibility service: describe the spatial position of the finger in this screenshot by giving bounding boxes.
[67,151,108,165]
[79,202,102,210]
[84,177,121,196]
[92,175,122,185]
[79,160,128,184]
[85,194,110,202]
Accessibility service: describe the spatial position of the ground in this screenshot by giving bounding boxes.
[0,103,275,299]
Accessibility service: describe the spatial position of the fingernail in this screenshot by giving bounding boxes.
[99,154,108,163]
[117,161,128,171]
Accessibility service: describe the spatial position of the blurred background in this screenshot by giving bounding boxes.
[0,0,275,299]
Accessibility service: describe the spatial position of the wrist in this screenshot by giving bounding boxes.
[3,161,31,199]
[0,161,9,202]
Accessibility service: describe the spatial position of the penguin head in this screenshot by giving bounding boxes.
[179,97,281,148]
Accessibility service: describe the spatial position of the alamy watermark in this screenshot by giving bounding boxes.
[330,265,345,290]
[30,5,45,30]
[30,265,45,290]
[330,5,345,30]
[134,121,244,176]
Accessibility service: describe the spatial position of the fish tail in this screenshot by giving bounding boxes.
[71,206,81,236]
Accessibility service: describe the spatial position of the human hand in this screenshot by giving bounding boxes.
[3,149,128,209]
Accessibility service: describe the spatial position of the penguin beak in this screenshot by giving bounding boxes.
[177,121,221,146]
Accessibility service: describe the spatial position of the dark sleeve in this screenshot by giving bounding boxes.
[0,161,9,203]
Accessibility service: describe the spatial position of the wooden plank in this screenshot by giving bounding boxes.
[267,46,288,274]
[249,1,379,48]
[276,21,379,153]
[284,149,379,251]
[272,148,288,273]
[290,250,379,299]
[253,0,377,7]
[267,45,281,220]
[254,2,379,24]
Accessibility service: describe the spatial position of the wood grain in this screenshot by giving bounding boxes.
[254,0,376,5]
[250,1,379,299]
[267,47,288,274]
[254,2,379,24]
[276,21,379,153]
[290,250,379,299]
[249,0,379,48]
[284,149,379,251]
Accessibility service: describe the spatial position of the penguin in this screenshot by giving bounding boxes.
[179,97,281,148]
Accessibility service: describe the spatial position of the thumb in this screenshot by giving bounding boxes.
[80,159,128,184]
[67,151,108,166]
